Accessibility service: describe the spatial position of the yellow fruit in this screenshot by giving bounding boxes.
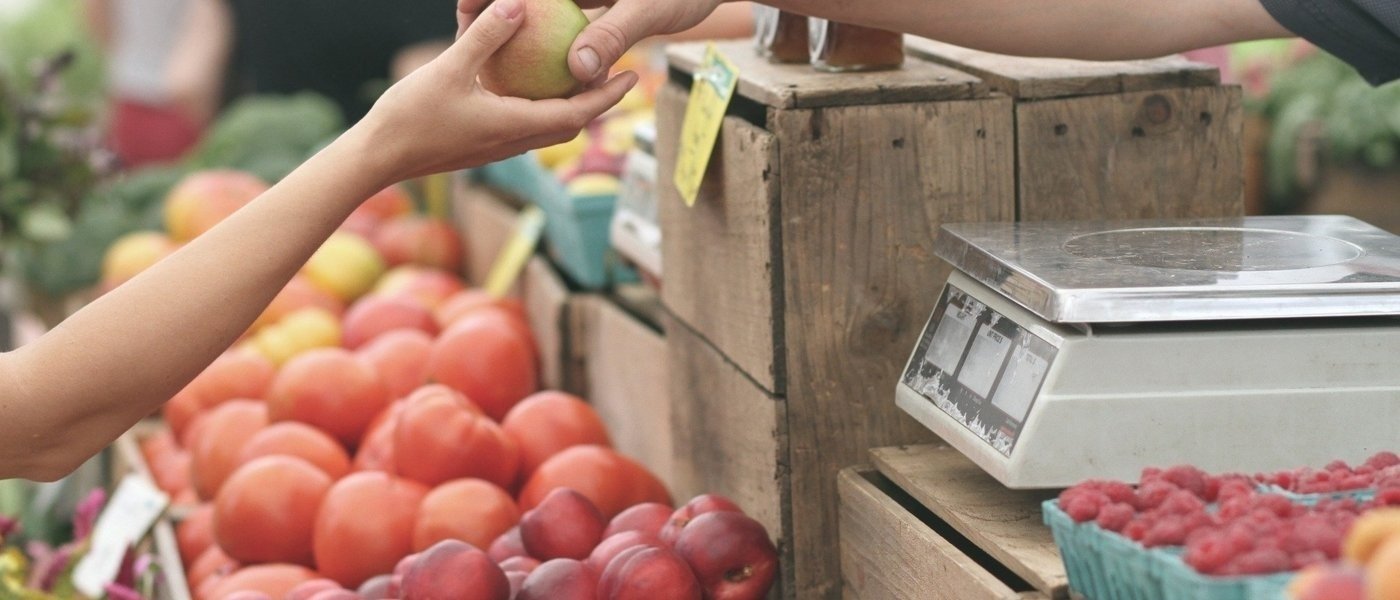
[1367,536,1400,600]
[1344,508,1400,564]
[536,132,589,169]
[567,173,621,197]
[101,231,177,289]
[250,308,341,366]
[164,170,268,241]
[304,232,386,302]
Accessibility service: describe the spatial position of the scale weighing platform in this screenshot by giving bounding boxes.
[896,215,1400,489]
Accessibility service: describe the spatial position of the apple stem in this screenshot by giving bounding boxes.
[725,565,754,583]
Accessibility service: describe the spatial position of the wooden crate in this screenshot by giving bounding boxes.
[112,425,194,600]
[839,444,1067,600]
[905,37,1245,221]
[569,292,673,490]
[658,40,1243,598]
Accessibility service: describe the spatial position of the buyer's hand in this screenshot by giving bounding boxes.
[455,0,725,84]
[359,0,639,183]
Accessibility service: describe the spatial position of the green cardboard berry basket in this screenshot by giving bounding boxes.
[1155,552,1296,600]
[1043,499,1169,600]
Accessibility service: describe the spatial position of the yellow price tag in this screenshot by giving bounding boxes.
[674,44,739,207]
[484,205,546,298]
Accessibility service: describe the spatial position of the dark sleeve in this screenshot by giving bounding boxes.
[1258,0,1400,85]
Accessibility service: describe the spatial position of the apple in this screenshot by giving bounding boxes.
[673,512,778,600]
[605,503,673,539]
[516,558,598,600]
[402,540,510,600]
[597,545,702,600]
[520,488,606,560]
[660,494,745,545]
[477,0,588,100]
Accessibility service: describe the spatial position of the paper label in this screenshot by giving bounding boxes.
[484,205,546,298]
[72,476,169,597]
[674,44,739,207]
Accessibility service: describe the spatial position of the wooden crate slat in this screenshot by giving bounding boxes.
[870,445,1068,597]
[1015,86,1245,220]
[667,41,987,109]
[657,93,785,394]
[839,468,1025,600]
[453,186,524,290]
[773,96,1016,598]
[905,37,1219,100]
[520,257,572,391]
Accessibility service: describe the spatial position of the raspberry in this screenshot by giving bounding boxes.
[1162,465,1210,499]
[1224,524,1257,553]
[1094,503,1135,533]
[1325,460,1352,473]
[1123,518,1150,542]
[1077,480,1138,506]
[1372,487,1400,507]
[1218,496,1255,520]
[1366,451,1400,470]
[1225,548,1291,575]
[1143,516,1189,547]
[1064,493,1108,523]
[1139,467,1163,483]
[1257,494,1297,519]
[1338,474,1373,490]
[1283,515,1343,557]
[1217,479,1256,502]
[1160,490,1207,516]
[1183,534,1235,575]
[1136,480,1177,510]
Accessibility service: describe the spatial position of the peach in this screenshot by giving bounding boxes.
[412,478,521,552]
[1343,507,1400,564]
[434,293,532,344]
[372,215,464,272]
[498,556,541,574]
[429,313,539,421]
[190,400,268,500]
[356,575,395,600]
[520,488,606,561]
[587,531,661,574]
[249,308,342,366]
[267,348,390,447]
[660,494,744,545]
[351,185,414,223]
[516,558,598,600]
[478,0,588,100]
[341,295,438,350]
[179,349,276,410]
[673,512,778,600]
[238,422,352,479]
[1368,536,1400,600]
[597,545,702,600]
[355,330,434,400]
[373,266,466,310]
[177,504,215,563]
[489,526,529,563]
[401,540,510,600]
[285,579,343,600]
[393,387,519,488]
[100,231,177,290]
[352,401,404,473]
[304,232,386,302]
[604,503,672,539]
[502,391,611,477]
[306,591,358,600]
[251,275,344,334]
[164,170,268,242]
[204,564,318,600]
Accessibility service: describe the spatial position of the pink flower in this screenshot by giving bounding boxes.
[73,488,106,541]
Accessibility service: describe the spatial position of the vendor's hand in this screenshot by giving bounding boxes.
[456,0,725,83]
[358,0,639,183]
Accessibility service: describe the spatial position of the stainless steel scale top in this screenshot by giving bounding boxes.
[934,215,1400,323]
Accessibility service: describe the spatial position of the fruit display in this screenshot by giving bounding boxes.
[124,195,779,599]
[1049,454,1400,599]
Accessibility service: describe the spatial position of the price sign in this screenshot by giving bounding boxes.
[674,44,739,207]
[72,476,168,597]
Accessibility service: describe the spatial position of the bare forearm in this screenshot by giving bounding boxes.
[764,0,1289,60]
[1,129,389,480]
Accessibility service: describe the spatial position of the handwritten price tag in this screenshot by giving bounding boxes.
[484,205,546,298]
[674,44,739,207]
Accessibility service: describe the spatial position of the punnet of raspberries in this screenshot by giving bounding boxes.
[1253,452,1400,494]
[1056,453,1400,578]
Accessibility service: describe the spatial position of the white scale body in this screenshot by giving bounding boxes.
[896,216,1400,489]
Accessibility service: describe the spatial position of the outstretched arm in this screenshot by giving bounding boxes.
[0,0,638,482]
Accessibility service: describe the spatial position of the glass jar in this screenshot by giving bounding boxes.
[809,18,904,72]
[754,6,810,64]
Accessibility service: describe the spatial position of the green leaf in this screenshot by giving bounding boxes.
[19,203,72,242]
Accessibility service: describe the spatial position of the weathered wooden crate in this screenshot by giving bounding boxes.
[839,444,1066,600]
[904,37,1245,221]
[658,40,1242,598]
[112,424,195,600]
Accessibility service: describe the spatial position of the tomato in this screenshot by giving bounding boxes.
[413,478,521,552]
[428,311,538,421]
[266,348,390,447]
[151,449,193,497]
[178,504,216,563]
[519,445,672,520]
[239,422,351,479]
[313,472,428,588]
[188,545,240,591]
[204,564,319,600]
[502,391,612,477]
[352,401,403,473]
[355,330,433,401]
[394,387,519,489]
[191,401,268,500]
[184,350,277,410]
[350,185,413,223]
[215,456,333,565]
[434,290,530,337]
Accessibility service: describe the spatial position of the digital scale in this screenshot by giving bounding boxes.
[896,215,1400,489]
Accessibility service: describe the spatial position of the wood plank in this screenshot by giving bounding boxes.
[519,257,572,391]
[453,185,524,290]
[870,445,1067,597]
[667,41,986,109]
[773,97,1016,599]
[657,86,784,394]
[839,468,1025,600]
[1015,86,1245,220]
[665,312,787,582]
[577,296,674,491]
[905,37,1219,100]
